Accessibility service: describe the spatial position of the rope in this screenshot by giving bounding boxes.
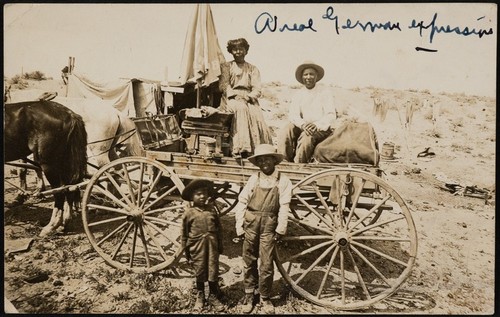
[86,129,137,158]
[87,128,136,145]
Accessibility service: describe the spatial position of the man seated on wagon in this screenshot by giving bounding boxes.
[277,61,379,165]
[276,61,337,163]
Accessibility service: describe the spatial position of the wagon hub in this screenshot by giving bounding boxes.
[334,231,350,248]
[127,207,144,222]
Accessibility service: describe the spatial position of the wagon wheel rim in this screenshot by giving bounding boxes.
[81,156,185,273]
[275,168,417,310]
[211,182,241,216]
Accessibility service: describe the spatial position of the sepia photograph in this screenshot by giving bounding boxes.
[3,3,496,314]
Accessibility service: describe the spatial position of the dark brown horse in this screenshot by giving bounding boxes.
[5,101,88,236]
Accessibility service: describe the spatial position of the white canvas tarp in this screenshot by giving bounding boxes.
[67,73,161,117]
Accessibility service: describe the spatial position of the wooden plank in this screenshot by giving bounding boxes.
[145,151,380,185]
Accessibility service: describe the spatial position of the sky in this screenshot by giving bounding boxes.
[3,3,497,97]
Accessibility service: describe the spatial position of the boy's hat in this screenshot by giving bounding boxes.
[181,179,214,201]
[248,144,284,166]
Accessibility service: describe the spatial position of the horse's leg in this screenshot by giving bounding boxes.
[62,190,81,231]
[34,169,46,194]
[40,192,65,237]
[39,166,65,237]
[19,168,28,190]
[11,167,29,205]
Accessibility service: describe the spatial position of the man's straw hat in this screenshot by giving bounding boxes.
[295,61,325,84]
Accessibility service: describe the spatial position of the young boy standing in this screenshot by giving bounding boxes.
[234,144,293,314]
[181,179,225,312]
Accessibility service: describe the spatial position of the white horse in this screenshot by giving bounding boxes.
[53,97,143,173]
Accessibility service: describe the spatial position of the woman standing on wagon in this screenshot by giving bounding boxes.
[219,38,273,158]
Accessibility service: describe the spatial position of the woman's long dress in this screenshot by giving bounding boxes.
[219,61,272,155]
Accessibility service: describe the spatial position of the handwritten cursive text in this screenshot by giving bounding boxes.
[409,13,494,43]
[254,12,317,34]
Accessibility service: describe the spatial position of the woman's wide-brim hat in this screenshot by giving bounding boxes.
[181,179,215,201]
[295,61,325,84]
[248,144,284,166]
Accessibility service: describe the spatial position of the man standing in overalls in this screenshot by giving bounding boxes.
[234,144,293,314]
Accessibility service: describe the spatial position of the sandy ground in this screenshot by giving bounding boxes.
[3,79,496,314]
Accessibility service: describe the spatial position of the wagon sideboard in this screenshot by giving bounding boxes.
[145,150,382,186]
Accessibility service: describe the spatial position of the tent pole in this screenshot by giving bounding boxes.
[65,56,72,97]
[194,78,202,152]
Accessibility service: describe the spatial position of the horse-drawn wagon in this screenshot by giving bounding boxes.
[4,77,417,311]
[79,104,418,310]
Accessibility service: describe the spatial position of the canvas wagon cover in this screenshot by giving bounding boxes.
[67,73,161,117]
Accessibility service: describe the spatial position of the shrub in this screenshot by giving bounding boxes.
[23,71,47,81]
[9,74,27,86]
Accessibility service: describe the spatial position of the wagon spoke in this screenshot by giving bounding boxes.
[317,246,339,298]
[294,244,336,285]
[340,249,346,305]
[346,248,371,300]
[282,235,332,241]
[88,215,127,227]
[352,235,411,242]
[145,216,182,229]
[348,195,391,233]
[335,175,345,229]
[283,240,334,263]
[129,224,138,268]
[122,164,137,205]
[137,162,145,208]
[142,222,170,261]
[96,222,129,247]
[351,241,408,267]
[294,194,335,231]
[138,224,152,267]
[312,184,337,227]
[345,178,366,226]
[351,215,405,236]
[143,204,183,216]
[93,184,129,210]
[87,203,129,216]
[139,170,163,210]
[288,216,333,236]
[103,170,133,206]
[111,222,134,261]
[142,184,180,212]
[144,219,181,247]
[350,245,391,286]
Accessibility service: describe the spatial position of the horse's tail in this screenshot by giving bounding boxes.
[117,112,143,156]
[64,113,88,184]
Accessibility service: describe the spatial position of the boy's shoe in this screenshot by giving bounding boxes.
[193,291,206,311]
[260,298,275,314]
[241,293,255,314]
[208,294,225,312]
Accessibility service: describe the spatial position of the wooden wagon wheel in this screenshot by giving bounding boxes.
[275,168,417,310]
[211,182,241,217]
[81,156,185,273]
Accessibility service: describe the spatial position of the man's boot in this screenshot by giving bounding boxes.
[260,297,275,314]
[241,293,254,314]
[208,281,225,312]
[193,290,205,311]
